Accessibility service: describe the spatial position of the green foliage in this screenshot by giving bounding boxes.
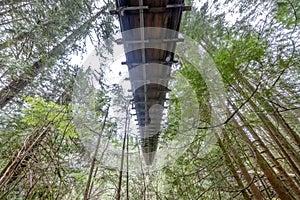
[179,60,211,124]
[180,60,208,102]
[161,142,233,199]
[21,96,77,138]
[275,0,300,27]
[160,94,181,143]
[214,33,267,81]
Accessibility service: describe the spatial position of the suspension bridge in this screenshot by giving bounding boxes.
[111,0,191,166]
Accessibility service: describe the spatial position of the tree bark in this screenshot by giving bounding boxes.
[229,99,300,192]
[227,98,299,199]
[217,134,251,200]
[0,123,51,189]
[223,131,265,200]
[229,117,295,199]
[0,0,29,6]
[234,79,300,175]
[0,7,107,109]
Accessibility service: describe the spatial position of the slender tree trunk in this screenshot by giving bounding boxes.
[223,131,265,200]
[0,123,51,189]
[234,81,300,175]
[84,106,109,200]
[217,134,251,200]
[230,117,295,199]
[0,7,107,108]
[229,99,300,190]
[0,0,29,6]
[227,98,299,199]
[270,103,300,148]
[238,73,300,156]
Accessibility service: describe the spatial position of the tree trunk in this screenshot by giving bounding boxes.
[217,134,251,200]
[234,80,300,175]
[0,8,107,108]
[0,123,51,189]
[223,131,265,200]
[0,0,29,6]
[227,99,299,199]
[229,99,300,191]
[230,117,295,199]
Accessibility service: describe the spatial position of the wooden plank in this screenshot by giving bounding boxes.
[115,38,184,44]
[121,60,177,65]
[110,5,191,15]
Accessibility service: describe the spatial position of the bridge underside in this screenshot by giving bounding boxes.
[112,0,190,165]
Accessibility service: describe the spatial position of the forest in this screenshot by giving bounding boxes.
[0,0,299,199]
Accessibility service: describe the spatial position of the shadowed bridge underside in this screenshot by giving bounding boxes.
[112,0,190,165]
